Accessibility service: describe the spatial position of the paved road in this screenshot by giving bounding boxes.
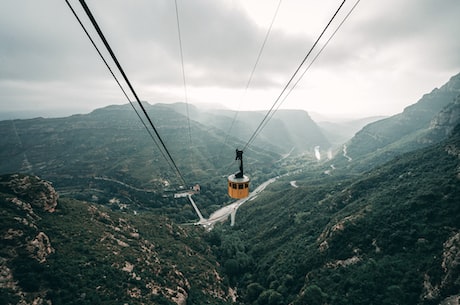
[195,177,278,229]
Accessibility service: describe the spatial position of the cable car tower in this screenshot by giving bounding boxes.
[228,149,250,199]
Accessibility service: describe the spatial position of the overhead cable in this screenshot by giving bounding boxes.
[243,0,348,151]
[255,0,361,140]
[71,0,187,186]
[174,0,192,146]
[244,0,283,93]
[219,0,283,160]
[64,0,172,171]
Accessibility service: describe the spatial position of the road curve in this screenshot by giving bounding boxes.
[196,177,278,229]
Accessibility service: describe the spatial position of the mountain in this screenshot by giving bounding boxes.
[422,94,460,144]
[2,74,460,305]
[213,122,460,305]
[316,116,387,148]
[0,103,286,215]
[0,103,330,220]
[331,72,460,171]
[0,173,233,305]
[158,103,331,156]
[269,110,331,154]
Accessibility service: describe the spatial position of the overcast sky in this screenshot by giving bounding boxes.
[1,0,459,119]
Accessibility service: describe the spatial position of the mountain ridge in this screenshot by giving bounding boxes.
[157,102,331,155]
[331,72,460,171]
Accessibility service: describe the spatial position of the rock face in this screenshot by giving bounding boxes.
[0,173,58,282]
[424,94,460,144]
[334,73,460,171]
[442,233,460,292]
[1,174,57,304]
[2,174,58,212]
[27,232,55,263]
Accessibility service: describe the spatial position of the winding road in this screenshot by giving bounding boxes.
[192,177,278,230]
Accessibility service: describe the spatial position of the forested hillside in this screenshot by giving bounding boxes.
[0,174,233,305]
[213,123,460,305]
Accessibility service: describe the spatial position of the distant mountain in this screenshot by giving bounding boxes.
[316,116,387,148]
[0,104,270,180]
[215,122,460,305]
[269,110,331,154]
[0,173,233,304]
[158,103,331,156]
[0,108,91,121]
[0,103,328,183]
[1,103,329,220]
[331,72,460,171]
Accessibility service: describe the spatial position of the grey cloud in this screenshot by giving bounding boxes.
[1,0,459,116]
[303,0,460,72]
[83,0,310,88]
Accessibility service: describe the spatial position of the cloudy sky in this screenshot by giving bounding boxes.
[1,0,459,119]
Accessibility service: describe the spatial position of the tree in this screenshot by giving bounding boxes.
[257,289,284,305]
[295,285,326,305]
[246,282,264,303]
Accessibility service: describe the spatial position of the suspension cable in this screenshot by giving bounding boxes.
[243,0,347,151]
[219,0,283,160]
[245,0,283,94]
[64,0,173,172]
[254,0,361,141]
[73,0,187,186]
[174,0,192,146]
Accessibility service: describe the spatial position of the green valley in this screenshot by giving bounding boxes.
[1,73,460,304]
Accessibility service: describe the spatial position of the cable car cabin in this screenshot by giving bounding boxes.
[228,174,250,199]
[228,149,250,199]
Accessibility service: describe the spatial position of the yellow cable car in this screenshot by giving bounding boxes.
[228,149,250,199]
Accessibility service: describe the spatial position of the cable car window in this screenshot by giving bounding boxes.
[238,184,243,189]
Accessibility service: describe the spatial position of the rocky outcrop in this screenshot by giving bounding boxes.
[0,174,58,304]
[430,95,460,134]
[423,95,460,144]
[27,232,55,263]
[441,232,460,294]
[4,174,58,212]
[421,232,460,304]
[85,203,229,304]
[1,174,58,264]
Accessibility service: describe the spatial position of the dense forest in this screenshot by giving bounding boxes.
[212,124,460,305]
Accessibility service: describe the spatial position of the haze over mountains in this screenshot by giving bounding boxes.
[1,72,460,304]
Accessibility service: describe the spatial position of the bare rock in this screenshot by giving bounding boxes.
[27,232,55,263]
[3,174,58,212]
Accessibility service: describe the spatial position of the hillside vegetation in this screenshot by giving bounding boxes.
[0,174,233,305]
[1,73,460,304]
[213,124,460,305]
